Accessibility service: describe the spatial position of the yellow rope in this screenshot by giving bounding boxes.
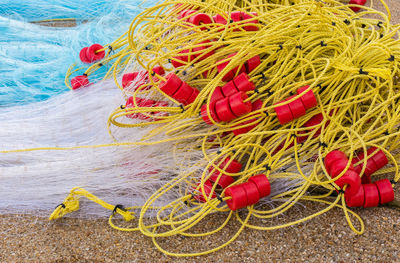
[5,0,400,257]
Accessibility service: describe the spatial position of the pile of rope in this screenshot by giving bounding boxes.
[37,0,400,256]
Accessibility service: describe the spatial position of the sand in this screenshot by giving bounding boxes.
[2,0,400,262]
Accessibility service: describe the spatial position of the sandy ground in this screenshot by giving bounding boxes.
[2,0,400,262]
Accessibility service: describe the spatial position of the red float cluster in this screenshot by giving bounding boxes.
[159,73,199,105]
[217,53,261,81]
[122,66,165,90]
[70,75,91,90]
[345,179,394,207]
[213,11,259,31]
[201,91,252,124]
[352,147,388,184]
[324,150,361,196]
[349,0,367,12]
[178,10,259,32]
[232,99,264,136]
[274,86,318,125]
[225,174,271,210]
[201,73,255,124]
[79,44,105,64]
[171,40,215,68]
[193,157,241,202]
[325,149,394,208]
[125,96,168,120]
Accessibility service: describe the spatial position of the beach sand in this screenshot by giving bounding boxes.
[1,1,400,262]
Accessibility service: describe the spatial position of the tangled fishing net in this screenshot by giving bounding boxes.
[2,0,400,257]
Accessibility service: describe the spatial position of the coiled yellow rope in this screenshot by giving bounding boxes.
[4,0,400,257]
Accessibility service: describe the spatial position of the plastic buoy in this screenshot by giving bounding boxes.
[242,181,260,204]
[375,179,394,204]
[217,53,246,81]
[215,97,237,122]
[86,44,105,63]
[324,150,348,173]
[79,47,90,63]
[225,174,270,210]
[329,158,355,178]
[353,147,388,178]
[171,49,192,68]
[221,81,238,97]
[209,173,235,189]
[242,12,259,31]
[178,9,196,19]
[286,95,306,119]
[219,157,243,173]
[274,103,293,125]
[345,184,365,207]
[225,184,248,210]
[187,13,213,30]
[213,13,228,25]
[248,174,271,198]
[246,55,261,72]
[349,0,367,12]
[186,88,199,105]
[201,104,220,124]
[233,73,255,92]
[333,170,361,196]
[159,73,183,96]
[229,92,252,117]
[210,86,225,106]
[232,99,263,136]
[297,86,317,109]
[363,183,380,208]
[70,75,90,90]
[193,180,217,202]
[173,82,195,105]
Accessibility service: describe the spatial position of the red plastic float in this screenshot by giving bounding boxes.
[324,150,361,195]
[296,86,318,109]
[193,180,217,202]
[86,44,105,63]
[79,47,90,64]
[352,147,388,183]
[246,55,261,72]
[187,13,213,30]
[363,183,380,208]
[274,86,317,125]
[70,75,90,90]
[225,174,270,210]
[221,81,238,97]
[209,173,235,189]
[233,72,256,92]
[375,179,394,204]
[201,104,220,124]
[229,92,252,117]
[213,11,259,31]
[159,73,183,95]
[232,99,263,136]
[248,174,271,198]
[215,97,237,122]
[349,0,367,12]
[345,184,365,207]
[159,73,199,105]
[241,12,259,31]
[225,184,248,210]
[286,95,306,119]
